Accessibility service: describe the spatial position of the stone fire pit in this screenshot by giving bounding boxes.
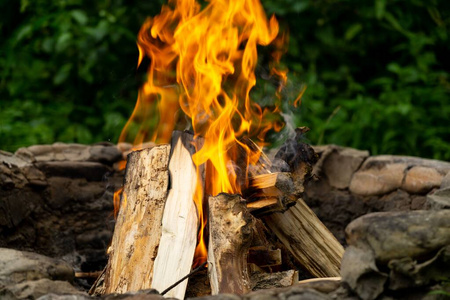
[1,143,449,299]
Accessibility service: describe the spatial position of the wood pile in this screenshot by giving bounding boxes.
[98,130,344,299]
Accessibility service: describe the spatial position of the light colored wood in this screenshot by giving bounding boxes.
[104,145,171,293]
[246,198,278,210]
[263,198,344,278]
[151,131,202,299]
[208,193,255,295]
[298,277,341,284]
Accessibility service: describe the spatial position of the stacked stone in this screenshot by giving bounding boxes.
[0,143,124,273]
[305,145,450,244]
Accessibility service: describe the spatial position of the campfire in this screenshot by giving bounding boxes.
[100,0,344,298]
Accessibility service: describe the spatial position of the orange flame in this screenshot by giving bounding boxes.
[118,0,295,267]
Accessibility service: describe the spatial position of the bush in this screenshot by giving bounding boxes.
[1,0,449,160]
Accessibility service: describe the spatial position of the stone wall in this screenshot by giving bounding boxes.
[1,142,449,270]
[305,145,450,244]
[0,143,124,272]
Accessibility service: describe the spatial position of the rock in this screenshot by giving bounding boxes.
[402,166,444,194]
[1,152,30,168]
[345,210,450,263]
[0,248,74,286]
[441,172,450,189]
[340,246,387,300]
[35,161,112,181]
[102,289,167,300]
[1,279,85,300]
[89,146,122,164]
[349,155,450,196]
[349,162,406,196]
[388,245,450,290]
[314,145,368,190]
[37,294,92,300]
[426,188,450,210]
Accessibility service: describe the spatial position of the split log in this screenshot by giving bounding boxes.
[263,199,344,277]
[104,145,170,294]
[250,270,299,290]
[208,193,255,295]
[248,247,282,268]
[151,131,204,299]
[104,131,203,298]
[244,172,299,216]
[243,132,344,277]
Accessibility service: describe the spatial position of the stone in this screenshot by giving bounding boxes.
[345,210,450,263]
[0,248,74,286]
[349,155,450,196]
[441,172,450,189]
[1,152,30,168]
[1,279,85,300]
[37,294,92,300]
[89,146,122,164]
[349,162,406,196]
[35,161,112,181]
[402,166,444,194]
[388,245,450,290]
[318,146,368,189]
[426,188,450,210]
[340,246,387,300]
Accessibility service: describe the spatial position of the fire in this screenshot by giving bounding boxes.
[117,0,298,267]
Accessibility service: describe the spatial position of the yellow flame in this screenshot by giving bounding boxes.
[118,0,295,266]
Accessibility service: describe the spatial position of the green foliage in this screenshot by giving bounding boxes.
[261,0,450,160]
[1,0,449,160]
[0,0,163,151]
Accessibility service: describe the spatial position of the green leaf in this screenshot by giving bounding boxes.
[375,0,386,20]
[55,32,73,53]
[53,63,72,85]
[345,24,362,41]
[71,9,88,25]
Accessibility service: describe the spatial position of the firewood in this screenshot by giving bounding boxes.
[242,135,344,277]
[244,172,299,216]
[151,131,204,299]
[250,270,299,290]
[104,145,170,294]
[263,199,344,277]
[207,193,255,295]
[104,131,203,298]
[248,247,282,268]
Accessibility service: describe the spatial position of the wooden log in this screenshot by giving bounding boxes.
[250,270,299,291]
[151,131,203,299]
[263,199,344,277]
[248,247,282,268]
[104,145,170,293]
[244,172,299,216]
[242,134,344,277]
[207,193,255,295]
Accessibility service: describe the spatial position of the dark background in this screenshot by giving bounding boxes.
[1,0,449,160]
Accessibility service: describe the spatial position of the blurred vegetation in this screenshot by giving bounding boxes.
[1,0,449,160]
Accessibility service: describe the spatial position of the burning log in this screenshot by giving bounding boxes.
[104,144,170,294]
[207,193,255,295]
[242,131,344,277]
[104,131,203,299]
[244,172,298,216]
